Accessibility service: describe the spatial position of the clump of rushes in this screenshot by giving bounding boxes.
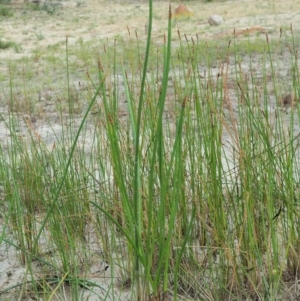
[1,1,300,301]
[91,6,300,301]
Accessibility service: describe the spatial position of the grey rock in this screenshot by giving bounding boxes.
[208,14,224,26]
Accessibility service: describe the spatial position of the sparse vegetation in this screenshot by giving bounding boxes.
[0,5,12,17]
[0,38,16,50]
[34,30,44,41]
[0,0,10,5]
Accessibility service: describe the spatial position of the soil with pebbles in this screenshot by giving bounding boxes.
[1,0,300,300]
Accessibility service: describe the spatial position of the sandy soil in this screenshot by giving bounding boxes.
[2,0,300,60]
[1,0,300,300]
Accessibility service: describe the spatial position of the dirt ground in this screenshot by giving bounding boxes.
[2,0,300,60]
[1,0,300,300]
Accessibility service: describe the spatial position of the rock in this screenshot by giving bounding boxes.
[208,14,224,26]
[173,4,193,18]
